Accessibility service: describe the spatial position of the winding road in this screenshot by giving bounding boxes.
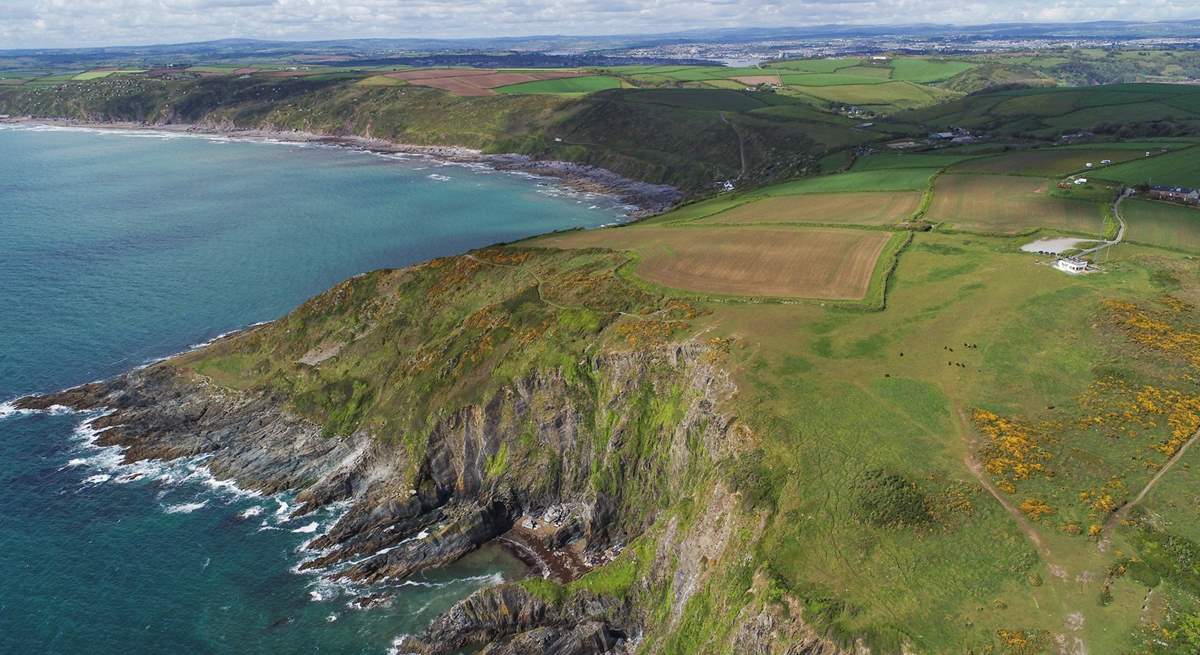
[1076,187,1131,259]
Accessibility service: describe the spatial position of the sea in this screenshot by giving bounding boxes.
[0,124,627,654]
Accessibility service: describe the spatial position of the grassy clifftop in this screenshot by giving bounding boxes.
[168,217,1200,653]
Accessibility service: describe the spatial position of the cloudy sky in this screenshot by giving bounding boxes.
[2,0,1199,49]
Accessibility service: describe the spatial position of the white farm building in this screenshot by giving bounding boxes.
[1054,258,1089,274]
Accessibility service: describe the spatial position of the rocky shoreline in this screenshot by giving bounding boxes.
[0,117,683,217]
[11,335,737,654]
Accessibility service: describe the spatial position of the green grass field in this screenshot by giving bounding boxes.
[889,58,976,83]
[693,191,923,226]
[1092,146,1200,188]
[948,148,1150,177]
[851,152,982,171]
[749,168,941,196]
[928,174,1106,235]
[1121,198,1200,252]
[900,84,1200,136]
[496,75,621,95]
[765,58,864,73]
[790,81,955,111]
[72,69,145,81]
[780,73,890,86]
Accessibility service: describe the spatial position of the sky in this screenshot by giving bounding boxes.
[2,0,1200,49]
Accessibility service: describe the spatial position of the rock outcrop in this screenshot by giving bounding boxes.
[15,337,749,652]
[402,584,630,655]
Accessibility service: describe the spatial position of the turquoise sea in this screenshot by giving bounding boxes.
[0,124,625,654]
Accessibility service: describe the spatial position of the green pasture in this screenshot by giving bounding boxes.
[1121,198,1200,252]
[496,75,621,95]
[1093,146,1200,188]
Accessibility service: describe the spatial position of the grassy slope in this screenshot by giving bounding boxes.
[181,176,1200,653]
[894,83,1200,139]
[1092,145,1200,188]
[495,75,621,95]
[0,76,867,195]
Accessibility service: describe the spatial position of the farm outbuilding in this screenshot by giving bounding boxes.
[1054,258,1089,274]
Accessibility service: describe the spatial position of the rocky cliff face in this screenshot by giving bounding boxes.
[16,340,761,651]
[15,247,854,654]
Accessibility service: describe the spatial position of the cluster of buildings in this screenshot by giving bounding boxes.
[1147,185,1200,204]
[928,128,978,145]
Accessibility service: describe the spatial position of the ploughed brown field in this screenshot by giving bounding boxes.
[732,75,782,86]
[696,191,922,226]
[537,226,892,299]
[385,68,585,96]
[926,174,1105,235]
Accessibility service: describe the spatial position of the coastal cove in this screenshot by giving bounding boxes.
[0,124,629,654]
[0,118,684,216]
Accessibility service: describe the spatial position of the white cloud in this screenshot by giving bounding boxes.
[0,0,1198,49]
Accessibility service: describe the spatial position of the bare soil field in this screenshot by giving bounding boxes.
[732,75,782,86]
[927,174,1105,235]
[696,191,922,226]
[386,68,583,96]
[538,226,892,299]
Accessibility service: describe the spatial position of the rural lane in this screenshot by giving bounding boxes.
[1077,187,1131,259]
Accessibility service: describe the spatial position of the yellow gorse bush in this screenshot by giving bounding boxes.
[1103,298,1200,369]
[973,409,1052,488]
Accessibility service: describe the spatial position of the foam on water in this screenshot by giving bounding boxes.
[163,500,209,514]
[239,506,264,519]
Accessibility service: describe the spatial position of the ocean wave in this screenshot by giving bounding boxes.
[306,574,365,603]
[59,411,264,508]
[291,522,320,534]
[239,506,264,519]
[163,500,208,514]
[386,634,418,655]
[0,401,75,420]
[184,322,271,351]
[426,173,451,182]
